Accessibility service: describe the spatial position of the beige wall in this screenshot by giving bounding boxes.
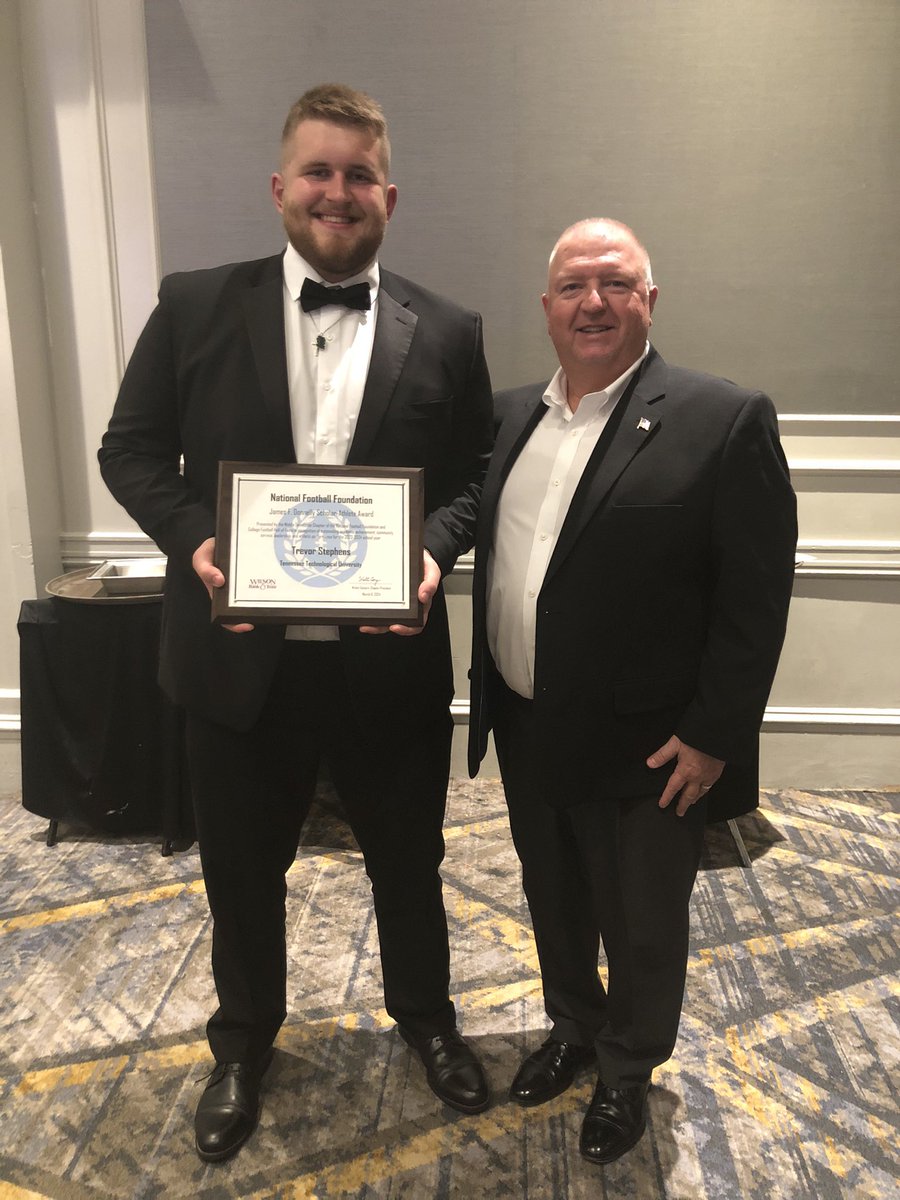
[1,0,897,790]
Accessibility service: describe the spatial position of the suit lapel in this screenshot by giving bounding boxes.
[544,350,666,582]
[241,256,296,458]
[347,278,417,464]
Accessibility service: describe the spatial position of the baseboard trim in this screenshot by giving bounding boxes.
[452,700,899,733]
[762,706,900,731]
[7,701,895,738]
[0,689,20,736]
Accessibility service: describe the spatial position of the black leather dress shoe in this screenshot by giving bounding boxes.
[510,1038,596,1107]
[194,1048,274,1163]
[400,1028,490,1114]
[580,1077,651,1164]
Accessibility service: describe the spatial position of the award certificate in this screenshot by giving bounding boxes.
[212,462,424,625]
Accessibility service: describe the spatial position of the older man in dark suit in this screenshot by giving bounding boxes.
[468,218,796,1164]
[100,84,493,1162]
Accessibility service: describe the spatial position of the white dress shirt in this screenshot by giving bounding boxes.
[281,244,379,641]
[486,345,649,697]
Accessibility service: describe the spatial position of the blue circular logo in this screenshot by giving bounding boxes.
[274,501,368,587]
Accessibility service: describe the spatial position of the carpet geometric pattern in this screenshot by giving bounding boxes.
[0,781,897,1199]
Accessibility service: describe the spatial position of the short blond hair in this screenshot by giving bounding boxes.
[281,83,391,173]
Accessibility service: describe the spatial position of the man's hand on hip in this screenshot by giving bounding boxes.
[192,536,255,634]
[648,735,725,816]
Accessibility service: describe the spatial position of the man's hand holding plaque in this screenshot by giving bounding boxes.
[210,462,426,628]
[359,549,440,636]
[192,537,255,633]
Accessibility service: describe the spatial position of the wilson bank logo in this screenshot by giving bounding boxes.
[247,578,277,589]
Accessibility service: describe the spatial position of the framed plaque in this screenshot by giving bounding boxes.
[212,462,424,626]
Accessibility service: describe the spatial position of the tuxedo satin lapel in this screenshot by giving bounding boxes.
[544,357,666,583]
[347,289,417,463]
[242,270,295,458]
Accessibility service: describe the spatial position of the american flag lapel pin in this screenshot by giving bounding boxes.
[637,417,651,431]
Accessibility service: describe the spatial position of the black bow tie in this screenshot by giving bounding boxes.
[299,278,371,313]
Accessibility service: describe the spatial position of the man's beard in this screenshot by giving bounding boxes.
[287,219,385,282]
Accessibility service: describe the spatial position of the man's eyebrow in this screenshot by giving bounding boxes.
[300,158,376,174]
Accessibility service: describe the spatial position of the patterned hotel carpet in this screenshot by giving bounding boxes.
[0,781,897,1200]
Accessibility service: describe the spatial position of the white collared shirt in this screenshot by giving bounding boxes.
[281,244,379,641]
[282,243,378,464]
[486,345,649,698]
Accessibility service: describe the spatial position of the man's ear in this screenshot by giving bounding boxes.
[271,173,285,214]
[541,292,551,330]
[385,183,398,221]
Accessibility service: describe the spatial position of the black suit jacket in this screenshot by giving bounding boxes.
[467,348,797,821]
[99,253,493,733]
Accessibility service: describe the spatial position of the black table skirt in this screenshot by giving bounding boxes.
[18,597,193,841]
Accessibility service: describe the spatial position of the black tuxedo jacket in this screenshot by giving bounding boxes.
[99,253,493,733]
[467,348,797,821]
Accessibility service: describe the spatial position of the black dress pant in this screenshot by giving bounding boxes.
[494,683,707,1087]
[186,641,456,1062]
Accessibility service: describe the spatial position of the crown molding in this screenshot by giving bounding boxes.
[778,414,900,426]
[789,458,900,475]
[794,539,900,578]
[60,531,160,568]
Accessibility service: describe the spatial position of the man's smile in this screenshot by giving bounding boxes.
[312,212,358,227]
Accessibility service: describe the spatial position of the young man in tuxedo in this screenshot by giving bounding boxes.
[100,84,493,1162]
[468,218,796,1164]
